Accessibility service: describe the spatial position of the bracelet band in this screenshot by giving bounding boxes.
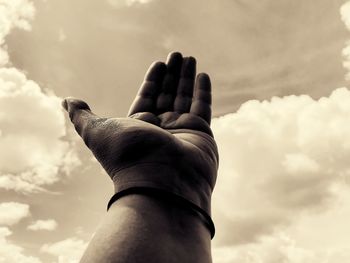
[107,186,215,239]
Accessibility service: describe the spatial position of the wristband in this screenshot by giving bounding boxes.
[107,186,215,239]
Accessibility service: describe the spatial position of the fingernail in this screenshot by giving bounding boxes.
[62,99,68,111]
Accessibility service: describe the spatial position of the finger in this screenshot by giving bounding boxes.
[173,57,196,113]
[128,61,166,116]
[62,97,100,142]
[156,52,183,113]
[190,73,212,124]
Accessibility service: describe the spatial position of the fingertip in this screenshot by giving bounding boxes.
[188,56,196,63]
[62,97,91,114]
[166,52,183,74]
[197,73,211,91]
[62,98,68,111]
[185,56,197,68]
[181,57,197,78]
[166,51,183,63]
[198,72,210,80]
[151,61,166,68]
[145,61,167,81]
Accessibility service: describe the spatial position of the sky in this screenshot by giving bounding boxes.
[1,0,350,262]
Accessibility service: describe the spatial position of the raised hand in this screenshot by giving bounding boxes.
[63,52,218,219]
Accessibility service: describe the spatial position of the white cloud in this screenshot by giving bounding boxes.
[125,0,152,5]
[341,1,350,80]
[212,233,325,263]
[41,238,87,263]
[0,202,30,226]
[0,68,81,193]
[326,248,350,263]
[0,0,35,66]
[0,1,82,261]
[211,88,350,245]
[0,227,41,263]
[341,2,350,30]
[0,0,35,37]
[213,233,350,263]
[107,0,153,8]
[0,1,80,194]
[27,219,57,231]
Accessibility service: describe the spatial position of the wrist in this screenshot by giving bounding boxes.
[108,187,215,238]
[110,163,215,237]
[111,163,212,212]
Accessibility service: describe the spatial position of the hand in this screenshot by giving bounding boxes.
[63,52,218,212]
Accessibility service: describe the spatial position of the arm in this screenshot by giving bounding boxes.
[63,52,218,263]
[80,194,212,263]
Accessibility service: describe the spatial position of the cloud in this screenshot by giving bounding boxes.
[0,68,81,193]
[341,1,350,30]
[0,2,83,261]
[41,238,87,263]
[0,1,80,194]
[341,1,350,80]
[213,233,350,263]
[0,0,35,66]
[27,219,57,231]
[0,202,30,226]
[0,227,42,263]
[326,248,350,263]
[212,233,338,263]
[211,87,350,245]
[125,0,152,4]
[107,0,153,8]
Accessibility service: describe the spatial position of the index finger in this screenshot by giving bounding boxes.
[127,62,166,116]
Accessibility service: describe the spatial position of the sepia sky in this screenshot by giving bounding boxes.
[2,0,350,262]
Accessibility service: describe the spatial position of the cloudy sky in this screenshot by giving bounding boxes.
[2,0,350,262]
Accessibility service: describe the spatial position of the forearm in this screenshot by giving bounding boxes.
[80,193,212,263]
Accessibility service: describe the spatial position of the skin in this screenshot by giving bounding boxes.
[63,52,219,263]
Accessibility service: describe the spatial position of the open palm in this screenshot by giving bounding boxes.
[63,52,218,219]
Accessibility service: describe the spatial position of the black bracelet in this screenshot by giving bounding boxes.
[107,186,215,239]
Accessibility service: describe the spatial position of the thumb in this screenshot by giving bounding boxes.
[62,97,99,142]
